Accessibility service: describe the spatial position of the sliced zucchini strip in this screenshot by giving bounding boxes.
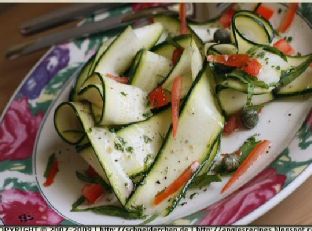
[93,26,142,77]
[188,23,219,43]
[251,48,290,85]
[133,22,164,49]
[232,11,274,53]
[227,49,311,87]
[85,108,172,205]
[207,43,238,55]
[197,136,220,176]
[130,50,172,92]
[70,57,94,102]
[88,37,115,76]
[218,79,272,94]
[279,55,312,87]
[79,146,110,183]
[275,66,312,97]
[126,65,224,216]
[115,108,172,176]
[218,88,274,115]
[55,102,131,205]
[93,24,163,77]
[54,102,93,145]
[79,73,151,126]
[153,15,204,51]
[88,127,133,205]
[151,34,193,60]
[162,40,203,97]
[77,109,171,178]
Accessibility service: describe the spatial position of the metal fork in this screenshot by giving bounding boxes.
[6,3,230,60]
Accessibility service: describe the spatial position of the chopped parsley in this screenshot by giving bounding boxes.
[126,146,134,153]
[117,136,127,145]
[256,51,265,59]
[120,91,127,96]
[114,142,124,152]
[143,135,152,143]
[142,112,152,118]
[109,127,116,133]
[190,192,198,200]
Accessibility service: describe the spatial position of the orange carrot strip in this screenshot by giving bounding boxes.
[278,3,299,33]
[221,140,271,193]
[154,161,200,206]
[179,3,189,34]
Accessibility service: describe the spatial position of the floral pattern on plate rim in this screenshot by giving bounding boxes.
[0,3,311,225]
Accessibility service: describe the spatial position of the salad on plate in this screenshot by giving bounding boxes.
[46,3,312,221]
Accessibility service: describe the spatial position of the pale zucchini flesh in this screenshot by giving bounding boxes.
[79,73,151,125]
[84,109,172,204]
[151,34,193,60]
[54,102,93,145]
[88,37,115,75]
[133,22,164,49]
[88,127,134,205]
[275,66,312,96]
[70,57,94,102]
[218,79,272,94]
[94,26,142,77]
[126,65,224,216]
[162,40,203,97]
[130,50,172,92]
[79,146,110,183]
[116,108,172,176]
[153,15,204,52]
[93,24,163,78]
[232,11,273,53]
[218,88,274,115]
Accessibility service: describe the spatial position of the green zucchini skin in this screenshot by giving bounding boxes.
[278,55,312,87]
[89,24,163,79]
[274,61,312,97]
[197,136,221,176]
[153,14,204,51]
[161,39,203,97]
[126,64,224,216]
[231,10,274,53]
[69,57,94,102]
[217,88,274,116]
[207,43,238,55]
[54,102,92,145]
[129,49,172,93]
[151,34,193,60]
[78,73,151,126]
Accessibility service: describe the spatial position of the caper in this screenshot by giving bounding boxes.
[223,153,240,172]
[214,63,234,74]
[213,29,231,44]
[241,107,259,129]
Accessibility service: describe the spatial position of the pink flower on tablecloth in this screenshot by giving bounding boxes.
[199,168,286,225]
[0,189,63,225]
[0,97,43,161]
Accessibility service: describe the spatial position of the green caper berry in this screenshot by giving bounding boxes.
[241,107,259,129]
[223,154,240,172]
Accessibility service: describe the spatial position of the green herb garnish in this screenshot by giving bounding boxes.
[143,135,152,143]
[190,175,221,189]
[126,146,134,153]
[44,153,57,178]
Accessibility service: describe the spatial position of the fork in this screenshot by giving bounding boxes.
[6,3,230,60]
